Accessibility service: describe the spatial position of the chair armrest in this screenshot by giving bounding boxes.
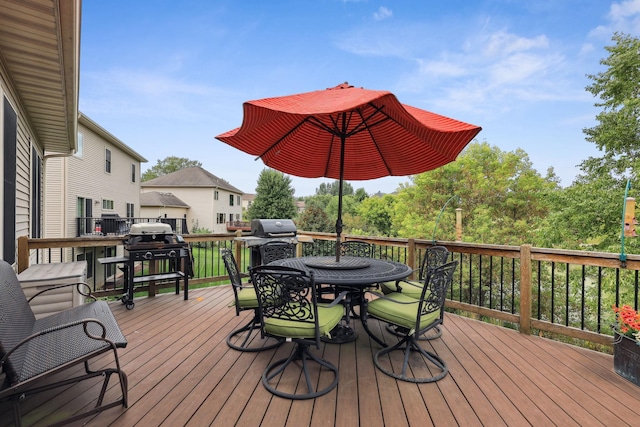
[0,318,112,366]
[323,290,350,308]
[27,282,96,303]
[364,290,420,305]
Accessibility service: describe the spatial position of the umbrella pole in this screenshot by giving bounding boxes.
[335,124,347,263]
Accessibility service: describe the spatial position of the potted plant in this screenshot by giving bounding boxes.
[612,304,640,386]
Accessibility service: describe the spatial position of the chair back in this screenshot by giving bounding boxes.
[259,241,296,264]
[418,246,449,282]
[0,259,37,385]
[415,260,458,333]
[340,240,373,257]
[221,248,244,314]
[249,265,319,343]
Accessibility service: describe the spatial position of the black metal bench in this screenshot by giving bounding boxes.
[0,259,128,426]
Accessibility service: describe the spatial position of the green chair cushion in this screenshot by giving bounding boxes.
[236,286,259,308]
[367,292,440,331]
[381,280,424,299]
[264,303,344,339]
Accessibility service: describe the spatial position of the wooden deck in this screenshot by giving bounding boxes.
[3,285,640,426]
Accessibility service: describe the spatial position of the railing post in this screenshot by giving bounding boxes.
[234,230,244,270]
[407,238,416,280]
[519,244,532,335]
[455,208,463,241]
[17,235,30,273]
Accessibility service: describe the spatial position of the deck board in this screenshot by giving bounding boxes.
[2,285,639,426]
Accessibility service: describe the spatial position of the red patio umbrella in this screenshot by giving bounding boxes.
[216,83,481,263]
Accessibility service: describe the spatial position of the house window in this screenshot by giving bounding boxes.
[31,147,42,238]
[214,190,219,200]
[131,164,136,183]
[126,203,135,218]
[105,148,111,173]
[3,96,17,264]
[77,197,93,235]
[102,199,114,210]
[229,195,234,206]
[217,213,225,224]
[236,195,240,205]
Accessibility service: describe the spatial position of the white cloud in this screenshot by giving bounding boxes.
[373,6,392,21]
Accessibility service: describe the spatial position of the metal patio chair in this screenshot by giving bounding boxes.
[365,260,458,383]
[259,241,296,264]
[250,265,345,399]
[221,249,282,352]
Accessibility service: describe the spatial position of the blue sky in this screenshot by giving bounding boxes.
[80,0,640,196]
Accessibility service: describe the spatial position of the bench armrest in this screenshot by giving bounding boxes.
[0,317,113,367]
[27,282,96,303]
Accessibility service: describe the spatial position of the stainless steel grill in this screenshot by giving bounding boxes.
[238,219,298,267]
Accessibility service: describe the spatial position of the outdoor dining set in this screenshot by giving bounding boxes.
[221,240,458,400]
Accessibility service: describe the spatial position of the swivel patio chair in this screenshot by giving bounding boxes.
[221,249,281,352]
[259,241,296,265]
[365,260,458,383]
[340,240,374,258]
[380,245,449,297]
[250,265,345,399]
[380,245,450,340]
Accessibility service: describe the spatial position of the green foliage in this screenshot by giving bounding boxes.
[315,180,354,196]
[142,156,202,181]
[356,194,395,236]
[246,168,297,220]
[391,142,558,244]
[297,205,333,232]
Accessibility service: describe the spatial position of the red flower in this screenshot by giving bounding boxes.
[613,304,640,341]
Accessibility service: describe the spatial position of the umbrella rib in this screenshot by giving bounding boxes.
[255,117,311,160]
[356,107,393,176]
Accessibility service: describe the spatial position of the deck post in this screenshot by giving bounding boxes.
[407,238,416,280]
[519,244,532,334]
[17,235,30,273]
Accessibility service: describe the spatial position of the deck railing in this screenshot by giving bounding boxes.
[18,232,640,348]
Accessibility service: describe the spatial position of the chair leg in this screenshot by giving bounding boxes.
[262,342,338,399]
[373,335,448,383]
[227,313,282,352]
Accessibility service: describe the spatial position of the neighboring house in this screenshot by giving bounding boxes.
[141,166,244,234]
[140,191,190,230]
[0,0,81,266]
[44,113,147,276]
[296,200,306,214]
[242,193,255,212]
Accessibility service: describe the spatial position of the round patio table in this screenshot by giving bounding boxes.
[269,256,412,344]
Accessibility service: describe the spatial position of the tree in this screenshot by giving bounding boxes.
[316,180,354,196]
[392,142,558,244]
[142,156,202,181]
[246,169,297,220]
[551,32,640,250]
[297,205,333,232]
[583,32,640,179]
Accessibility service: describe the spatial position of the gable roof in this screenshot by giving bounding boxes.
[140,191,190,208]
[79,113,147,162]
[141,166,244,194]
[0,0,80,154]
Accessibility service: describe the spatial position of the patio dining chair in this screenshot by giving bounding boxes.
[365,260,458,383]
[380,245,450,340]
[221,249,282,352]
[259,241,296,264]
[380,245,449,297]
[340,240,374,258]
[250,265,346,399]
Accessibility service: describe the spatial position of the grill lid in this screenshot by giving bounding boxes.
[251,219,297,237]
[129,222,173,236]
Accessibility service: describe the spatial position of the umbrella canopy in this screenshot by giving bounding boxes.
[216,83,481,262]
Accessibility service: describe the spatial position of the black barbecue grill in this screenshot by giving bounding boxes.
[119,222,192,308]
[239,219,298,267]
